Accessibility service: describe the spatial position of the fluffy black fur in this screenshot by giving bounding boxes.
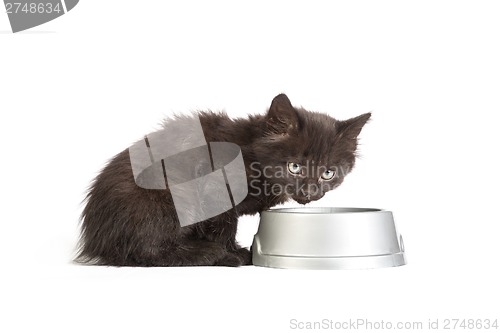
[76,94,370,266]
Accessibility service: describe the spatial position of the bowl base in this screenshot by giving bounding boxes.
[252,251,407,270]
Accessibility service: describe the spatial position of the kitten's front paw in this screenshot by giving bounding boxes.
[215,252,243,267]
[214,248,253,267]
[236,247,253,266]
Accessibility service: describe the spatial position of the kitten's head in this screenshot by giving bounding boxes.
[253,94,371,204]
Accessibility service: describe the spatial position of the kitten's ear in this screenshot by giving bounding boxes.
[266,94,299,134]
[336,112,371,140]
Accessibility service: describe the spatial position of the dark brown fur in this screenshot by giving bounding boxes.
[76,94,370,266]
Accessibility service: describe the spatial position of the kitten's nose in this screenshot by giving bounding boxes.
[300,187,314,200]
[302,180,319,197]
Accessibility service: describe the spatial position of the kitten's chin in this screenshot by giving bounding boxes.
[293,196,312,205]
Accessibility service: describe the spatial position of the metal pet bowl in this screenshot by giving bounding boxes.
[252,207,406,270]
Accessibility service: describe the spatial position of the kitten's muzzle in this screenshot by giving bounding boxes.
[293,195,314,205]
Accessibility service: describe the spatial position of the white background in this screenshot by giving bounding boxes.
[1,1,499,332]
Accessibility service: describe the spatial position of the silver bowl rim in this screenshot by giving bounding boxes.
[263,207,386,214]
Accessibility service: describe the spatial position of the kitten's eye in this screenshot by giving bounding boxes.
[321,169,336,180]
[287,162,302,175]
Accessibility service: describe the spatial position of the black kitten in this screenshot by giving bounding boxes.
[76,94,370,266]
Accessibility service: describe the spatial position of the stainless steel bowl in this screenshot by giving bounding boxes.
[252,207,406,269]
